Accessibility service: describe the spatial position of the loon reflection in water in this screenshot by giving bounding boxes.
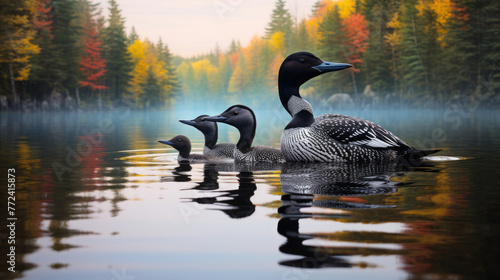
[277,161,418,269]
[174,164,258,219]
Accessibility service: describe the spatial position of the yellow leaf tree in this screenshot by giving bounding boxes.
[0,0,40,106]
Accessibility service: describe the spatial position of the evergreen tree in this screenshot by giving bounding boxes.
[52,0,82,90]
[483,1,500,82]
[142,67,160,109]
[265,0,293,50]
[294,19,311,52]
[156,38,180,96]
[227,39,241,54]
[399,0,440,96]
[30,0,82,98]
[317,6,350,95]
[445,0,500,93]
[128,26,139,45]
[361,0,400,95]
[102,0,133,100]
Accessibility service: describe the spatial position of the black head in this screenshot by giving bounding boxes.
[204,105,255,130]
[203,105,256,151]
[278,52,352,88]
[158,135,191,158]
[179,115,217,135]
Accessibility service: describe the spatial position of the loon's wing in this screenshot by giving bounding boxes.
[314,114,410,150]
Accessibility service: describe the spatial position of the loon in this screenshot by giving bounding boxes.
[158,135,217,163]
[204,105,285,163]
[278,52,439,163]
[179,115,235,159]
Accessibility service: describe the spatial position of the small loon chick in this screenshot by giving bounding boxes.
[204,105,285,163]
[158,135,216,163]
[278,52,440,163]
[179,115,235,159]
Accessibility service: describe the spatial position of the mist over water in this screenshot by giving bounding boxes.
[1,105,499,280]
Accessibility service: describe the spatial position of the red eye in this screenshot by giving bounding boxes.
[234,111,238,115]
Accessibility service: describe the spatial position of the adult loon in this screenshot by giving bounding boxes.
[204,105,285,163]
[278,52,439,163]
[158,135,218,163]
[179,115,235,159]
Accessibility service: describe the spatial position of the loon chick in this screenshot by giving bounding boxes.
[204,105,285,163]
[158,135,216,163]
[278,52,440,163]
[179,115,235,159]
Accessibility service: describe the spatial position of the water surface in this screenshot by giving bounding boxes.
[1,107,499,280]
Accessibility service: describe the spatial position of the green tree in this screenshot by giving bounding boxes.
[399,0,441,97]
[102,0,133,100]
[265,0,293,50]
[156,38,180,97]
[317,5,350,95]
[142,67,160,109]
[294,19,311,52]
[361,0,400,95]
[445,0,500,94]
[53,0,82,91]
[128,26,139,45]
[30,0,82,99]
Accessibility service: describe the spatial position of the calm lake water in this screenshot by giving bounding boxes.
[1,105,500,280]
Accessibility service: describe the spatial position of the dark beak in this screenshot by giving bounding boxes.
[179,119,196,126]
[311,60,352,73]
[202,115,228,122]
[158,140,173,145]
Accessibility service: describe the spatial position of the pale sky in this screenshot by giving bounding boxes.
[95,0,318,57]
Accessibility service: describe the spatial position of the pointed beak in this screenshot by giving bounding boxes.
[311,61,352,73]
[179,119,196,126]
[158,140,173,146]
[202,115,228,122]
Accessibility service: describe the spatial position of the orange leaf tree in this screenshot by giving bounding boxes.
[78,22,108,91]
[342,13,369,73]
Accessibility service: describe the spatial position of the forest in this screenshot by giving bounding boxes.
[1,0,499,111]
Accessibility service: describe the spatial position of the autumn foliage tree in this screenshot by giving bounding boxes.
[342,13,369,72]
[78,21,108,93]
[342,13,369,94]
[1,0,499,111]
[0,0,40,106]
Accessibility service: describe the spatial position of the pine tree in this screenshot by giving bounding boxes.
[361,0,400,95]
[142,67,160,109]
[317,5,350,95]
[128,26,139,45]
[294,19,311,52]
[265,0,293,50]
[30,0,81,98]
[399,0,440,96]
[102,0,133,100]
[446,0,500,93]
[483,1,500,82]
[52,0,82,90]
[227,39,241,54]
[156,38,180,96]
[29,0,57,98]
